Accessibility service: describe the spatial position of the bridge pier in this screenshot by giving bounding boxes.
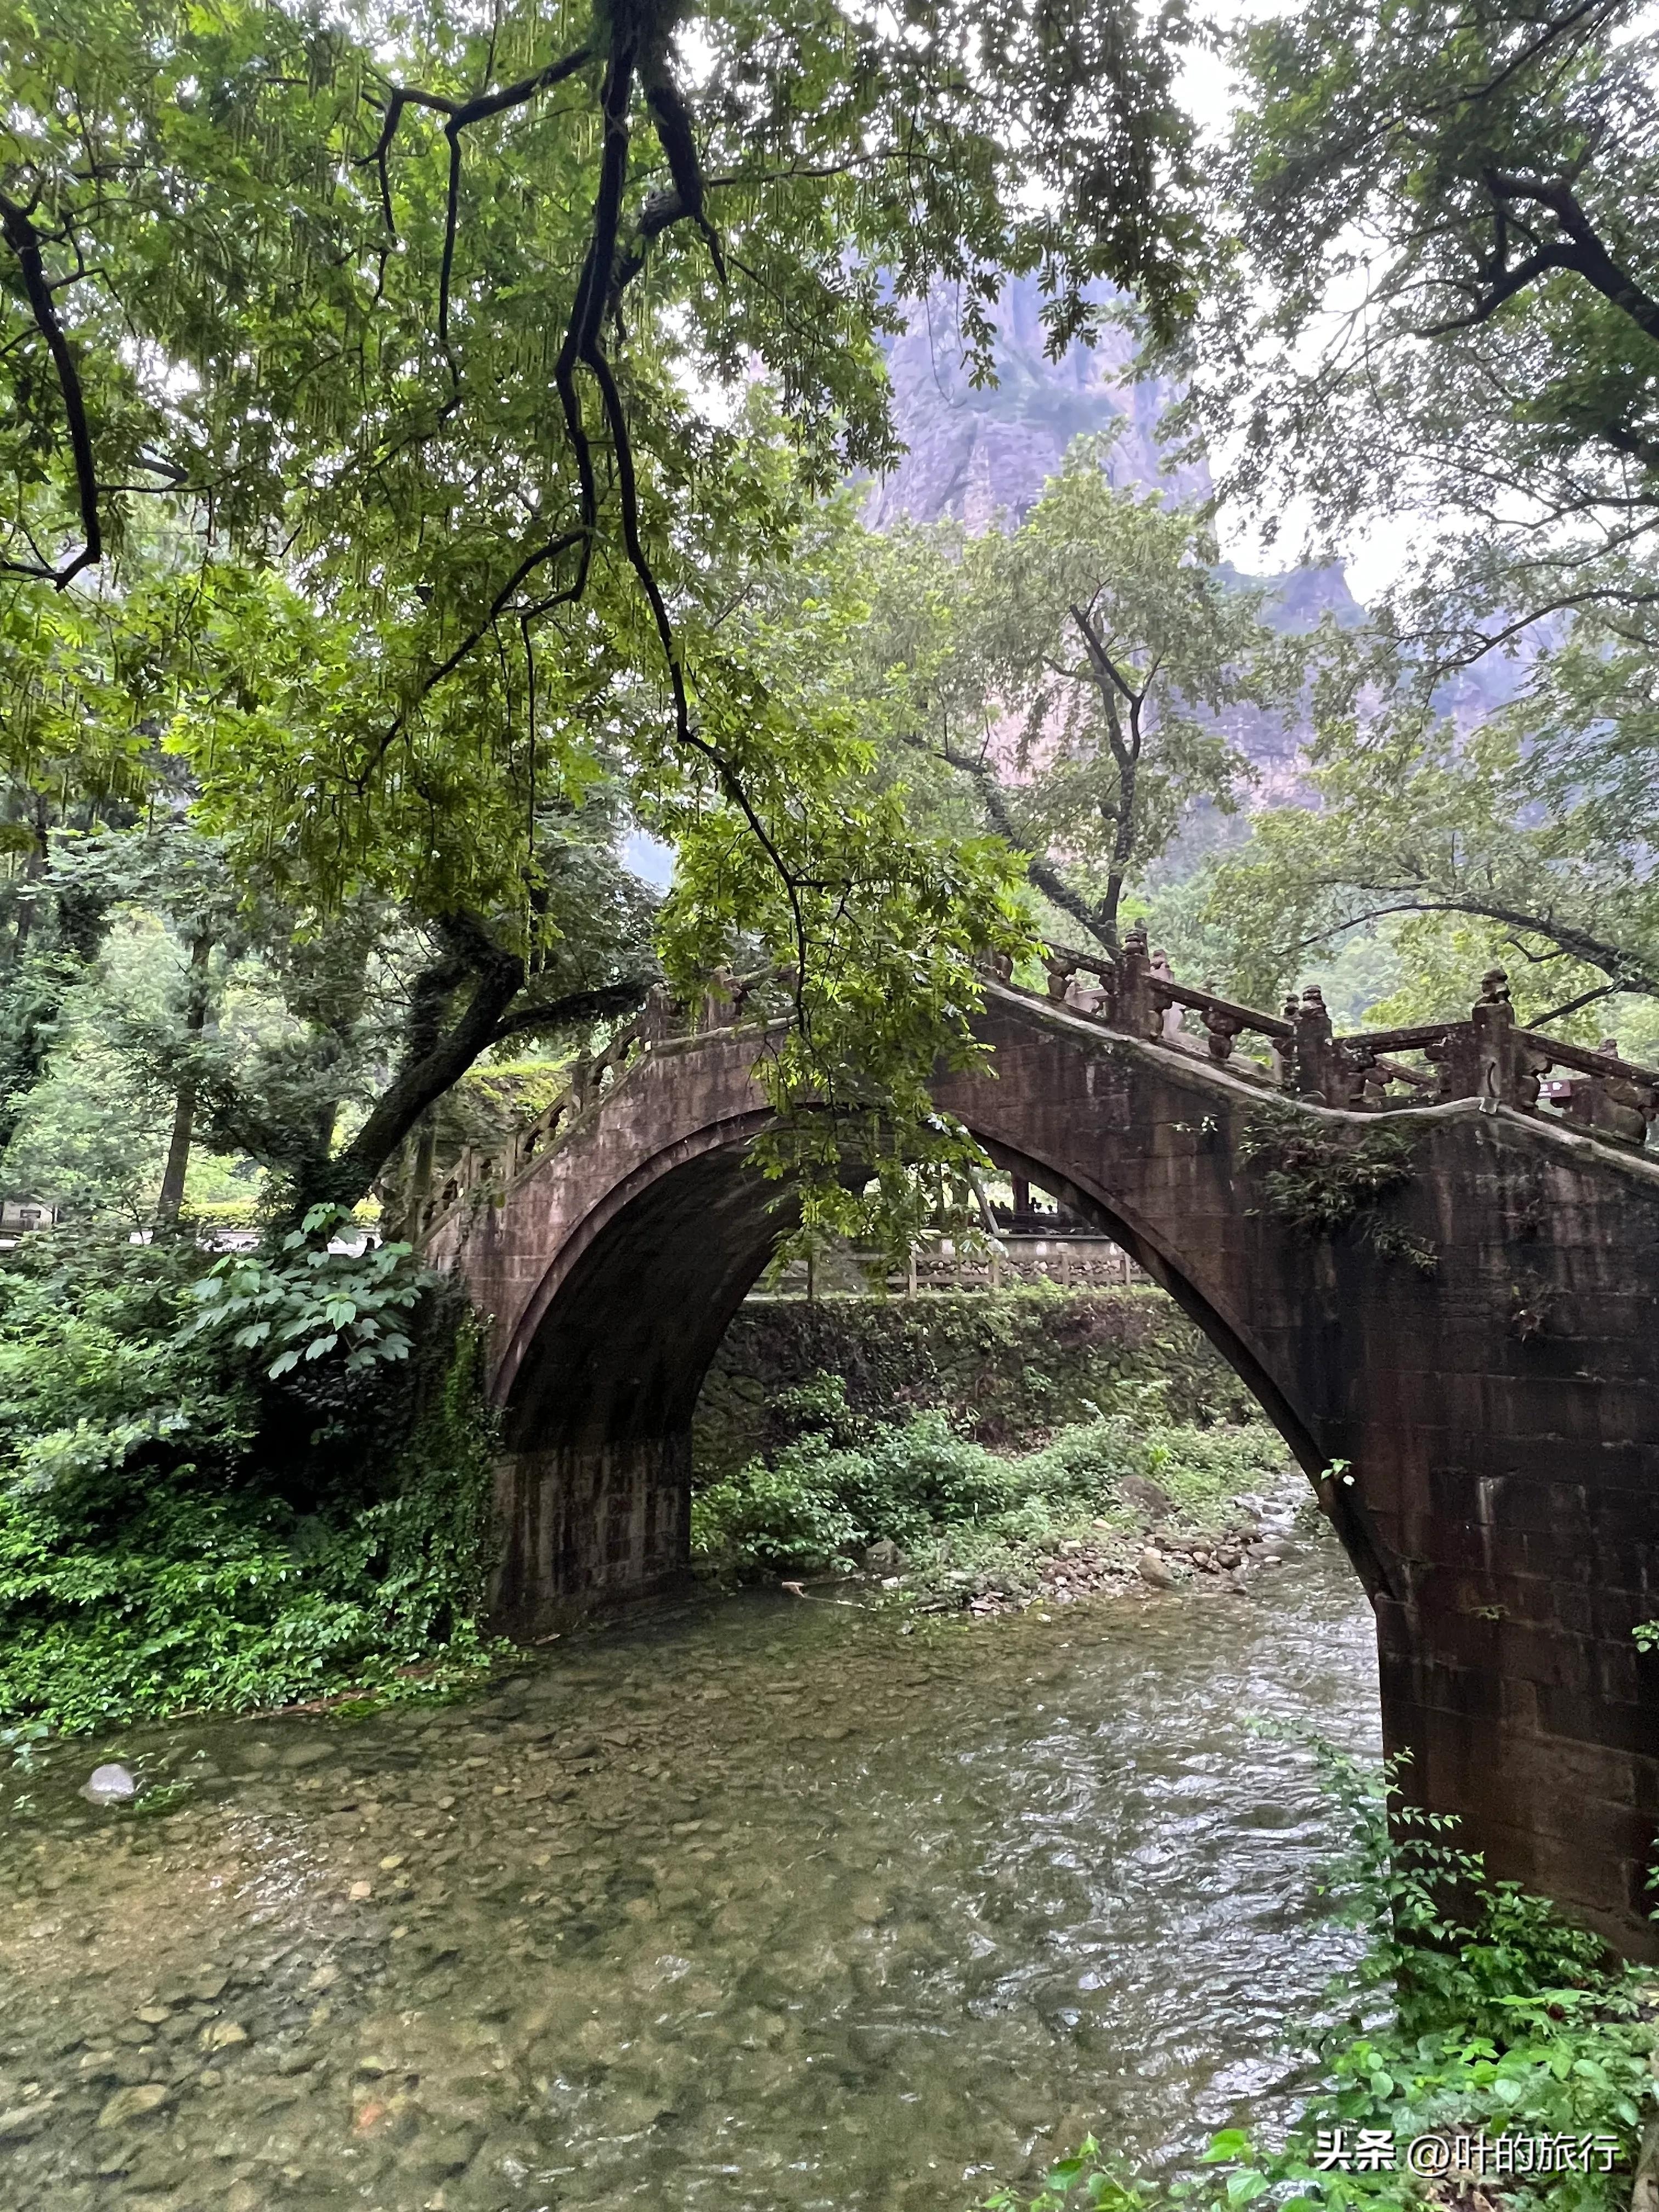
[427,990,1659,1955]
[489,1438,693,1638]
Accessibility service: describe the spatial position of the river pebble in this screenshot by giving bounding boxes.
[80,1764,136,1805]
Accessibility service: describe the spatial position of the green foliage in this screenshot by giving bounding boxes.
[1170,1,1659,1020]
[0,880,117,1160]
[184,1205,427,1379]
[851,439,1287,951]
[691,1382,1286,1579]
[694,1284,1259,1478]
[664,763,1035,1262]
[1,902,218,1220]
[1237,1108,1435,1271]
[0,0,1200,589]
[1192,0,1659,653]
[985,1744,1655,2212]
[0,0,1205,1240]
[0,1235,498,1733]
[983,2140,1149,2212]
[1198,658,1659,1023]
[0,1233,252,1489]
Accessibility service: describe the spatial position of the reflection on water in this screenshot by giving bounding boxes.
[0,1509,1378,2211]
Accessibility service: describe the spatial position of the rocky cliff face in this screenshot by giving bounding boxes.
[866,278,1208,532]
[868,279,1521,792]
[867,281,1351,799]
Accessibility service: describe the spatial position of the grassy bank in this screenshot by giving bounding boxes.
[691,1374,1302,1612]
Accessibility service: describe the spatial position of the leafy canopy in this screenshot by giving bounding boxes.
[1160,3,1659,1032]
[851,437,1278,952]
[1194,623,1659,1041]
[0,0,1205,1224]
[1190,0,1659,661]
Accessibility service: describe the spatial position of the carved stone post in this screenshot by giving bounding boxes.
[1425,1024,1479,1102]
[1149,945,1184,1041]
[566,1052,595,1111]
[1469,967,1518,1112]
[700,964,738,1031]
[1270,998,1300,1093]
[637,983,675,1046]
[1292,984,1338,1103]
[1116,923,1156,1040]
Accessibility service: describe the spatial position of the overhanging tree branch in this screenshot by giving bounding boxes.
[0,193,101,589]
[1483,169,1659,343]
[329,942,650,1207]
[1528,978,1626,1028]
[1287,893,1658,998]
[902,730,1116,951]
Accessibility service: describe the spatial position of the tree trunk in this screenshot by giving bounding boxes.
[1099,768,1137,946]
[1069,607,1144,955]
[156,932,212,1228]
[295,968,650,1223]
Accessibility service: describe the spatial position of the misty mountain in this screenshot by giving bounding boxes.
[868,278,1523,799]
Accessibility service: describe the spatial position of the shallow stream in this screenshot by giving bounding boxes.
[0,1509,1379,2212]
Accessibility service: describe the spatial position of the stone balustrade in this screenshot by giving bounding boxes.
[406,967,789,1241]
[1036,931,1657,1143]
[411,940,1657,1243]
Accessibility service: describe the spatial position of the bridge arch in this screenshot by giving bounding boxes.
[427,985,1659,1953]
[963,1131,1376,1586]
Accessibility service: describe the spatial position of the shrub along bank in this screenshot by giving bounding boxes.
[0,1233,498,1736]
[690,1372,1299,1611]
[693,1284,1259,1480]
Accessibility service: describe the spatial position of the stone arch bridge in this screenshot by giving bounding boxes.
[423,944,1659,1952]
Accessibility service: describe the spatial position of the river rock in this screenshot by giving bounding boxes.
[279,1742,332,1769]
[96,2083,170,2130]
[1137,1550,1175,1590]
[82,1763,137,1805]
[1118,1475,1173,1522]
[864,1539,910,1573]
[411,2122,486,2181]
